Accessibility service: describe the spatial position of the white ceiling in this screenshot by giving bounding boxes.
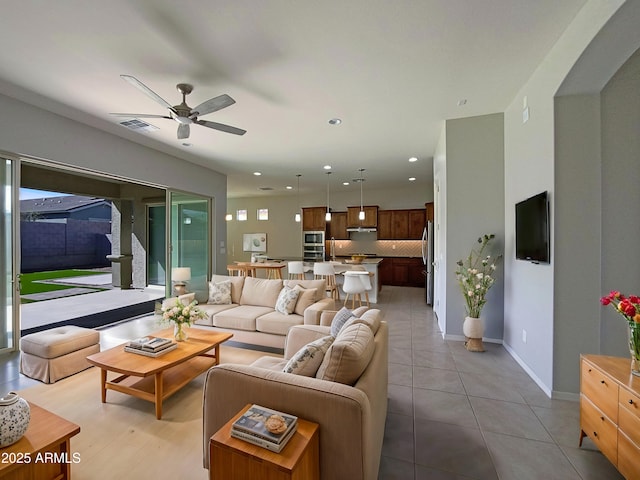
[0,0,586,198]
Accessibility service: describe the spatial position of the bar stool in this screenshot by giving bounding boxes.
[227,265,244,276]
[313,262,340,301]
[288,261,305,280]
[342,272,367,308]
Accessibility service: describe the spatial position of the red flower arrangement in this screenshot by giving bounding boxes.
[600,290,640,375]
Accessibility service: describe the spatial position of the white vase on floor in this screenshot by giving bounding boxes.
[463,316,485,352]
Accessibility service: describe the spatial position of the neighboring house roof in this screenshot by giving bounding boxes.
[20,195,111,214]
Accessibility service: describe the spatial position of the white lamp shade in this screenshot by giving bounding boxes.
[171,267,191,282]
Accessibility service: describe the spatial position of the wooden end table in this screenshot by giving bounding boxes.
[0,402,80,480]
[86,327,233,419]
[210,404,319,480]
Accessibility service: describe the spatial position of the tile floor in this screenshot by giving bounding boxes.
[0,285,625,479]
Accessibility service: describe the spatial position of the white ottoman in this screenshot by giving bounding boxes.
[20,326,100,383]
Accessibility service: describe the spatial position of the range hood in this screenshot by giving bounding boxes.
[346,227,377,233]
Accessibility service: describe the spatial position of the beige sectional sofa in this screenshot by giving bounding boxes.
[202,308,388,480]
[193,275,335,348]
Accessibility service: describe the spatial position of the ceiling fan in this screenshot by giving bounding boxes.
[111,75,246,139]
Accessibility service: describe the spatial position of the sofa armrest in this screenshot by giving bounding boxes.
[303,297,335,325]
[203,364,372,480]
[283,324,332,359]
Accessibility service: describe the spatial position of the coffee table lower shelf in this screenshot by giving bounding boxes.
[100,355,217,419]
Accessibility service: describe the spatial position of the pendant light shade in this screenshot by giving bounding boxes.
[358,168,366,220]
[294,174,302,222]
[325,171,332,222]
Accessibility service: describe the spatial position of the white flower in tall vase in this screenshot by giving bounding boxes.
[456,234,502,352]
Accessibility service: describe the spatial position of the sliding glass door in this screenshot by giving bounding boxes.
[0,157,17,352]
[167,191,210,299]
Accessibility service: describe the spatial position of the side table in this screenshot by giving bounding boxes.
[0,402,80,480]
[210,404,319,480]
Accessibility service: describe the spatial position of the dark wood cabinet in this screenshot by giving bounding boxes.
[302,207,327,232]
[347,206,378,228]
[377,209,426,239]
[328,212,348,239]
[379,257,424,287]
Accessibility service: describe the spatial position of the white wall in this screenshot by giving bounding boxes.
[443,114,505,341]
[503,0,627,395]
[433,125,447,330]
[0,92,228,274]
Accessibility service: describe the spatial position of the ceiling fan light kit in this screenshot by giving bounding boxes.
[111,75,246,140]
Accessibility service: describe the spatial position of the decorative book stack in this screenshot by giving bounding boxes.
[124,336,177,357]
[230,404,298,453]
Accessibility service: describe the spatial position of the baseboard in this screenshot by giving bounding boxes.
[502,342,553,398]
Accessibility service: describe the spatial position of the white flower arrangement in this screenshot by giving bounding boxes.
[155,298,204,327]
[455,234,502,318]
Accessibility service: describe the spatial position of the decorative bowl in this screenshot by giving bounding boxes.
[351,255,366,264]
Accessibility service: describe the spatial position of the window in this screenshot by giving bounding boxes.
[257,208,269,220]
[237,209,247,221]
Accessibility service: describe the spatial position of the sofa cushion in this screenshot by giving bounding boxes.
[284,279,327,302]
[293,286,318,316]
[208,280,232,305]
[256,311,304,336]
[330,307,356,337]
[316,323,375,385]
[275,286,300,315]
[347,309,382,334]
[283,335,334,376]
[194,304,238,326]
[240,277,283,307]
[212,274,245,304]
[213,305,273,331]
[251,356,288,371]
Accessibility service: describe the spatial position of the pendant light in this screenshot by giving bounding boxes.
[358,168,366,220]
[294,174,302,222]
[325,171,332,221]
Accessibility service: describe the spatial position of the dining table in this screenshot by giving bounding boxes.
[231,262,286,279]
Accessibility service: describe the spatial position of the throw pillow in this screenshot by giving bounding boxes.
[283,335,335,376]
[275,286,300,315]
[330,307,355,337]
[208,280,232,305]
[293,285,317,316]
[316,323,375,384]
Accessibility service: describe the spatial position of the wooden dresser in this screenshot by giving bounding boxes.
[580,354,640,480]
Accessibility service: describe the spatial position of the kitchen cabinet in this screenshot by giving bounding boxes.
[328,212,348,239]
[379,257,424,287]
[302,207,327,232]
[377,209,426,239]
[347,206,378,229]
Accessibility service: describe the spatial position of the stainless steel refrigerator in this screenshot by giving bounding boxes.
[421,221,434,305]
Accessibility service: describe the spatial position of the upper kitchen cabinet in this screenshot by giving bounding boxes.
[347,206,378,229]
[302,207,327,231]
[328,211,348,239]
[377,209,426,239]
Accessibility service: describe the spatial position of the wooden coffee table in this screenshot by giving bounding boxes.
[0,402,80,480]
[86,327,232,419]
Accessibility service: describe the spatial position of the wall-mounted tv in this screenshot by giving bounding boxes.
[515,191,550,263]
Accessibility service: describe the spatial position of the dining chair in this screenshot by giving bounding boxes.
[288,261,305,280]
[313,262,340,301]
[342,272,367,308]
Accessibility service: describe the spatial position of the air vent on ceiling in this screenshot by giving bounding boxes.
[259,187,274,191]
[119,119,159,133]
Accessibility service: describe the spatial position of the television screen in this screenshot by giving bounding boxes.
[515,191,550,263]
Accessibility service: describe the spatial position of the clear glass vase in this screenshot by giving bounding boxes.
[629,322,640,376]
[174,323,188,342]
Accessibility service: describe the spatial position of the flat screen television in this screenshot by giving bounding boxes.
[515,191,550,263]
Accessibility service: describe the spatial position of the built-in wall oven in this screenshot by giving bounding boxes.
[303,231,325,262]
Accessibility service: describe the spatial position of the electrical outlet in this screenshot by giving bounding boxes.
[522,329,527,343]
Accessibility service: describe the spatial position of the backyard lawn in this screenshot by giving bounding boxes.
[20,269,108,302]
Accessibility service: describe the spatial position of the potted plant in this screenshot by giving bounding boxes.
[455,234,502,351]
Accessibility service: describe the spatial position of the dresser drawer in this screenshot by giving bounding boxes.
[580,394,618,465]
[581,359,619,422]
[618,430,640,480]
[619,386,640,447]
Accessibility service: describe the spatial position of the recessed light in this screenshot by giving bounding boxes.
[286,185,293,190]
[328,118,342,125]
[323,165,332,170]
[343,182,350,186]
[253,172,262,176]
[409,177,416,181]
[409,157,418,162]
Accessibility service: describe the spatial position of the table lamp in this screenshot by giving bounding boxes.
[171,267,191,296]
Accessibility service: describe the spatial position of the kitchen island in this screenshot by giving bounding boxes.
[329,258,382,304]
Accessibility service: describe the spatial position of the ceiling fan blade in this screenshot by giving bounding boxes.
[190,94,235,117]
[177,124,190,139]
[110,113,172,119]
[196,120,246,136]
[120,75,174,111]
